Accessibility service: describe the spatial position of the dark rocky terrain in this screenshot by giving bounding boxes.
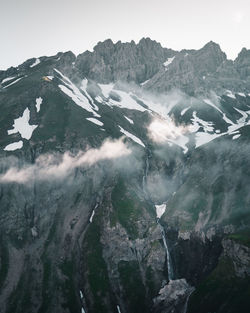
[0,38,250,313]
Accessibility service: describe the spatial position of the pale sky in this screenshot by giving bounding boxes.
[1,0,250,70]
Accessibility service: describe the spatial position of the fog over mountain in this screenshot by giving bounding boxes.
[0,38,250,313]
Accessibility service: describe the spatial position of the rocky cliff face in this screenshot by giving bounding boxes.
[75,38,176,84]
[0,38,250,313]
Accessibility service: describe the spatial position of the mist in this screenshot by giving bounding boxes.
[0,138,131,183]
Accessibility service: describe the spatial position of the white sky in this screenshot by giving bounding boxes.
[1,0,250,70]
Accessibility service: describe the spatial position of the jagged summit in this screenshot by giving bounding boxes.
[1,38,250,97]
[0,37,250,313]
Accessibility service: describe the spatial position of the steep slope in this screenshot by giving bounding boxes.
[0,39,250,313]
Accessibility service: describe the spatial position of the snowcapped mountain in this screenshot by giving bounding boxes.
[0,38,250,313]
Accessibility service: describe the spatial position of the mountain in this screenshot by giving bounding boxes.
[0,38,250,313]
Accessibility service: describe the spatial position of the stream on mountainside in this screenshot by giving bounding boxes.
[142,151,174,280]
[159,222,175,281]
[142,150,194,313]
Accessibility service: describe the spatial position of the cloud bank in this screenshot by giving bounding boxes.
[0,138,131,183]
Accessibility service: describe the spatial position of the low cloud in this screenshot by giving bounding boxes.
[148,117,190,143]
[0,138,131,183]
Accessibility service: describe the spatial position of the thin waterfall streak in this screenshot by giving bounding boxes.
[159,223,174,280]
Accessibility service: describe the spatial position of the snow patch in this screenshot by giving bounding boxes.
[30,58,40,68]
[89,210,95,223]
[4,140,23,151]
[119,126,145,147]
[190,112,214,133]
[181,107,190,116]
[95,96,103,103]
[1,76,16,84]
[155,204,166,219]
[3,77,22,89]
[55,68,99,117]
[141,79,150,86]
[232,134,241,140]
[35,97,43,112]
[124,116,134,124]
[58,84,97,116]
[234,107,248,123]
[99,84,146,112]
[86,118,103,126]
[226,90,236,99]
[222,113,234,125]
[80,79,99,111]
[99,83,114,99]
[163,56,175,69]
[195,132,222,148]
[203,99,223,114]
[237,92,246,97]
[8,108,38,140]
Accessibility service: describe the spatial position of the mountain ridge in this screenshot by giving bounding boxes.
[0,37,250,313]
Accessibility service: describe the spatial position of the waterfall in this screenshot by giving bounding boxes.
[159,223,174,281]
[183,288,195,313]
[142,154,149,193]
[142,151,174,281]
[142,150,194,311]
[79,290,86,313]
[117,305,122,313]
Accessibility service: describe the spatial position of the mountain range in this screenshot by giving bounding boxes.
[0,38,250,313]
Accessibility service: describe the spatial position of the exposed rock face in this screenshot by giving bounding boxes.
[0,38,250,313]
[144,41,249,95]
[234,47,250,79]
[153,279,195,313]
[74,38,250,96]
[222,238,250,278]
[75,38,176,84]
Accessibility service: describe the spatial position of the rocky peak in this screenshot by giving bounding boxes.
[138,37,162,49]
[93,38,116,57]
[234,47,250,79]
[75,38,176,84]
[202,40,223,51]
[193,41,226,73]
[235,47,250,61]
